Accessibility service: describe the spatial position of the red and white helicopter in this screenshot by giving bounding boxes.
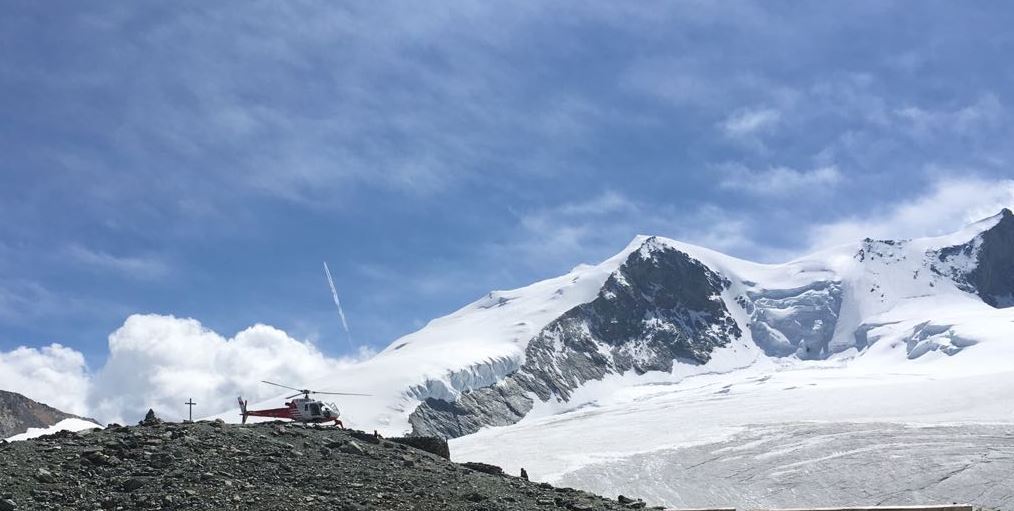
[238,380,370,428]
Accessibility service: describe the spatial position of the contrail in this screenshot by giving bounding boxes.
[323,261,354,350]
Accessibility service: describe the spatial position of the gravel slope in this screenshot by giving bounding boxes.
[0,420,654,511]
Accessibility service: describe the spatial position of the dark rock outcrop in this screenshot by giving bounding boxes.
[409,380,534,439]
[934,208,1014,308]
[388,435,451,459]
[964,208,1014,307]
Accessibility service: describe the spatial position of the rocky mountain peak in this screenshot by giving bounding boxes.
[931,208,1014,308]
[0,390,85,439]
[408,240,741,438]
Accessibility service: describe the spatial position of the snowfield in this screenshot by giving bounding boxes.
[5,418,102,442]
[450,348,1014,480]
[450,337,1014,508]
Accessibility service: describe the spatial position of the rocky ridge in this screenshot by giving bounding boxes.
[0,419,656,511]
[0,390,92,439]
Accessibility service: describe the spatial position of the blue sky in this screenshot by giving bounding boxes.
[3,1,1014,370]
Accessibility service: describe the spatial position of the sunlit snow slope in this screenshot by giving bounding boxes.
[244,209,1014,450]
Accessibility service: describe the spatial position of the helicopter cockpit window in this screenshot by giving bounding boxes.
[310,403,321,416]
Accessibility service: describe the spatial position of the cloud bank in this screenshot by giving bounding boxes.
[2,314,368,424]
[0,343,90,416]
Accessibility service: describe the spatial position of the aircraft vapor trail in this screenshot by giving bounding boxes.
[323,261,354,350]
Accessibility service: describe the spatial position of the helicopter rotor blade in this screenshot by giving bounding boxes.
[261,380,370,397]
[261,380,304,392]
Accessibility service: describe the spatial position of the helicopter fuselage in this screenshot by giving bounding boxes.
[238,397,343,426]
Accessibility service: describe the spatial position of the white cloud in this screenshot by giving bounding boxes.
[0,314,376,425]
[89,314,362,424]
[806,177,1014,250]
[719,164,842,196]
[0,344,91,416]
[721,107,781,137]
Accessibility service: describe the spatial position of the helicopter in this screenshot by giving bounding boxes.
[238,380,370,428]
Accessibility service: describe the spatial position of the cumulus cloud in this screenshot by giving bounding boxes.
[806,177,1014,250]
[1,314,372,425]
[719,164,842,196]
[0,344,90,416]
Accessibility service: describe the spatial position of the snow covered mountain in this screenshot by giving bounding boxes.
[246,209,1014,442]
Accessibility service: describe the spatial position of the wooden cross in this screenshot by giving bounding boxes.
[185,398,197,422]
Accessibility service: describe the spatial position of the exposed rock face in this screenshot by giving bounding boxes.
[518,239,739,399]
[935,208,1014,308]
[410,239,741,438]
[0,421,647,511]
[0,390,82,438]
[965,208,1014,308]
[409,380,534,439]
